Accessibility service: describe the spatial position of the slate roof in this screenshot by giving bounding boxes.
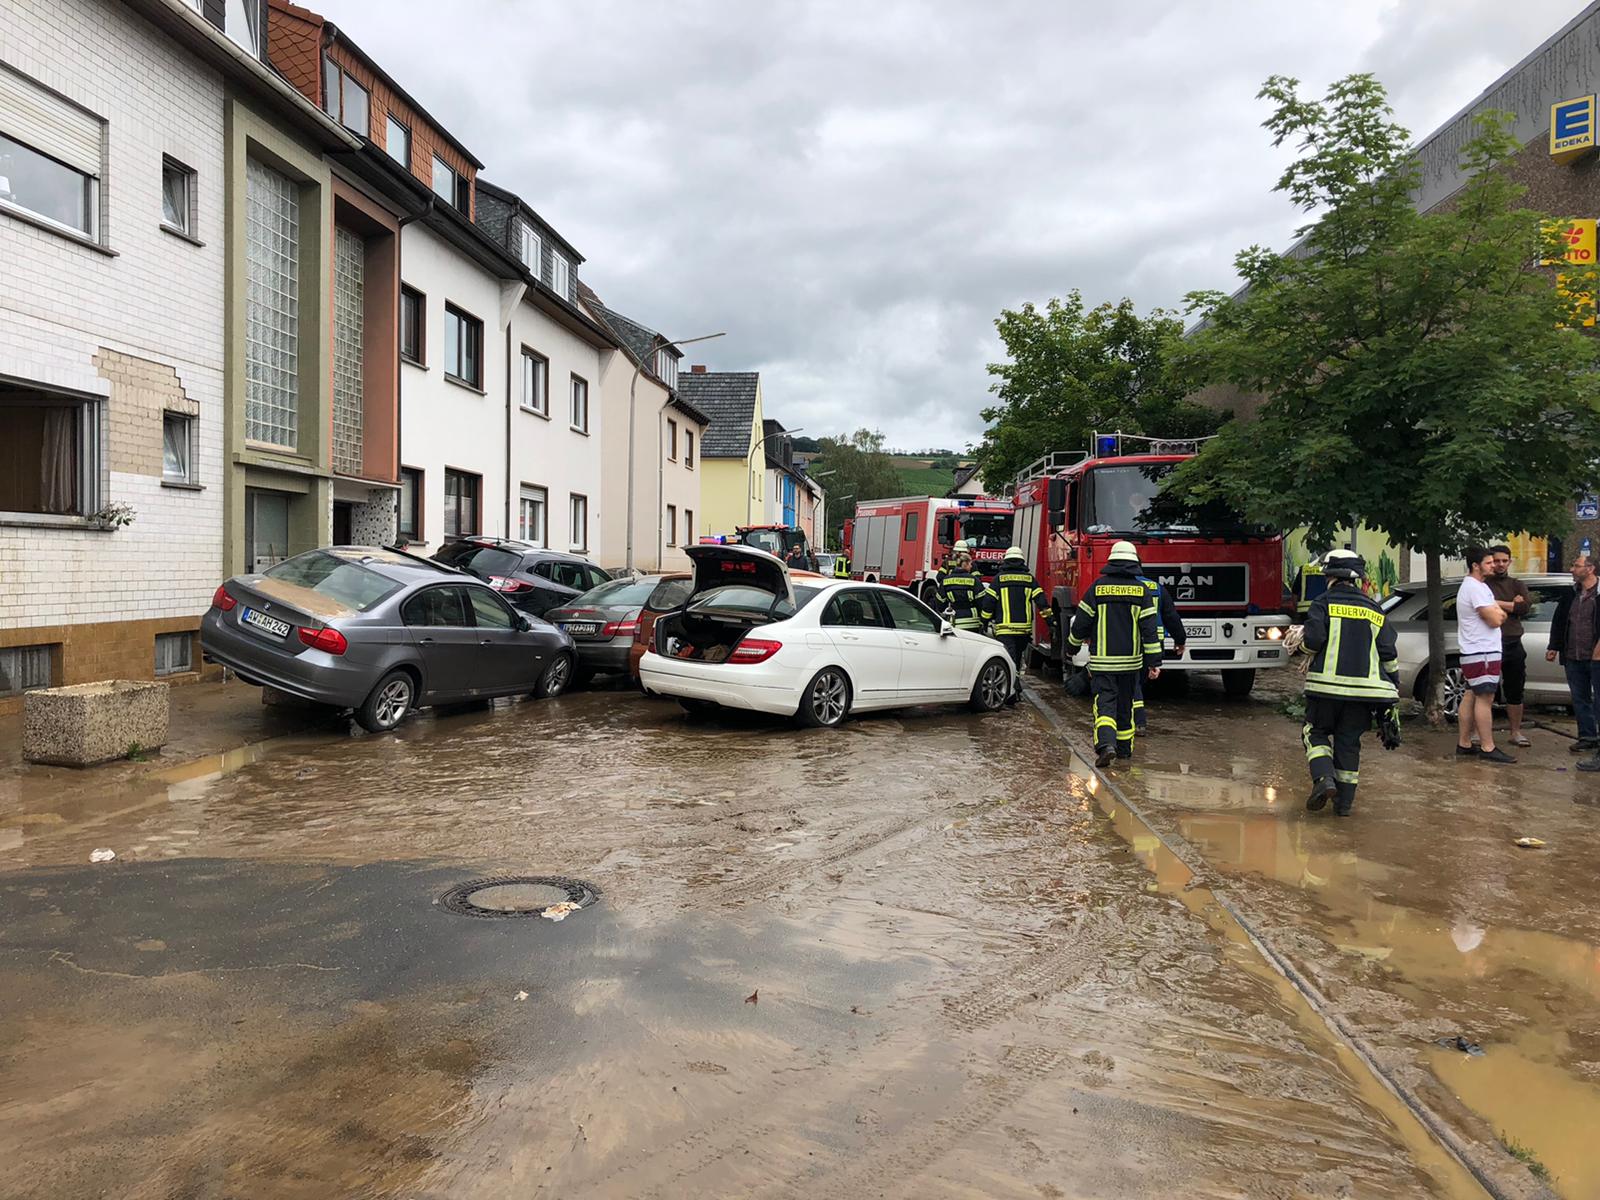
[949,464,980,494]
[676,372,760,457]
[577,284,709,426]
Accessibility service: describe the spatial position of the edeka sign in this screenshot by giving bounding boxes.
[1551,95,1597,162]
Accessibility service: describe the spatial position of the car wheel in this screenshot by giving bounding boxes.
[919,580,940,606]
[358,669,414,733]
[1416,661,1465,720]
[969,657,1012,712]
[534,653,574,699]
[797,667,851,728]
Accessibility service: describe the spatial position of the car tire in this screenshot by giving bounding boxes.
[796,666,851,728]
[678,698,718,720]
[533,653,574,699]
[357,669,415,733]
[969,657,1012,712]
[919,580,940,606]
[1221,668,1256,699]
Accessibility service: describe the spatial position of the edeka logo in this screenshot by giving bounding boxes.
[1551,95,1597,162]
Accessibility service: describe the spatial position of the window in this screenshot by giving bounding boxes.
[569,493,588,551]
[468,588,516,630]
[443,469,480,537]
[0,390,100,516]
[666,504,677,546]
[657,350,677,390]
[519,223,541,275]
[321,59,369,135]
[431,155,469,211]
[162,412,193,483]
[244,158,299,449]
[443,304,483,388]
[823,591,887,628]
[667,418,678,460]
[0,132,96,238]
[878,589,942,634]
[684,509,694,544]
[154,631,192,676]
[570,375,589,432]
[402,586,472,628]
[160,157,195,236]
[396,466,422,541]
[521,349,548,414]
[0,645,53,696]
[519,485,547,546]
[385,115,410,167]
[685,429,695,469]
[223,0,262,56]
[905,511,919,542]
[551,251,570,297]
[400,286,424,364]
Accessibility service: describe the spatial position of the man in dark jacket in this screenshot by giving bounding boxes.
[1547,554,1600,760]
[1300,550,1399,817]
[1068,540,1162,768]
[992,547,1045,703]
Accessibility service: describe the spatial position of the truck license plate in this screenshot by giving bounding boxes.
[1182,621,1215,642]
[241,607,292,639]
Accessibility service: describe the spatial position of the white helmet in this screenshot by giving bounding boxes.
[953,539,971,553]
[1108,540,1141,564]
[1004,546,1025,560]
[1323,549,1365,579]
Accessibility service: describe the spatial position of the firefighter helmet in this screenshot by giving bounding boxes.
[1108,540,1141,564]
[1323,549,1365,579]
[1004,546,1025,561]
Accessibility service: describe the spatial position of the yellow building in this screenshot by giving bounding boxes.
[675,369,764,540]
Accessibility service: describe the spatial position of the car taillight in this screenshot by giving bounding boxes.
[602,619,639,638]
[298,626,349,655]
[490,576,531,593]
[212,585,236,611]
[728,637,782,665]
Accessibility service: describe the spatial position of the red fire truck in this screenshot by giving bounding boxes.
[698,524,817,570]
[1012,433,1290,697]
[845,495,1015,601]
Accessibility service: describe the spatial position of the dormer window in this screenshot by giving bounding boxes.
[321,59,370,136]
[431,155,469,212]
[656,349,677,389]
[551,252,570,299]
[519,223,542,277]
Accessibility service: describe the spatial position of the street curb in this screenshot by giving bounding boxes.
[1021,684,1541,1200]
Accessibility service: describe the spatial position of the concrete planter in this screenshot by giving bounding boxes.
[23,680,170,768]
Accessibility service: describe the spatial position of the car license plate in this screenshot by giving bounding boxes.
[564,622,601,636]
[1182,621,1215,642]
[241,607,292,639]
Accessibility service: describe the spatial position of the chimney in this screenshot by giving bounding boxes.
[690,364,708,374]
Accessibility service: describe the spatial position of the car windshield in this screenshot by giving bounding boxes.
[265,551,401,612]
[436,543,522,578]
[1084,463,1270,537]
[742,529,806,557]
[573,578,658,607]
[960,513,1011,549]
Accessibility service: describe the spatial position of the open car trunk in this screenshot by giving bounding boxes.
[653,607,768,662]
[654,545,795,661]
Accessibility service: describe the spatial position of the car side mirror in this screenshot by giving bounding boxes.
[940,621,956,637]
[517,616,533,633]
[1046,478,1067,529]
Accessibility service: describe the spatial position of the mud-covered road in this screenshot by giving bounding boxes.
[0,673,1575,1197]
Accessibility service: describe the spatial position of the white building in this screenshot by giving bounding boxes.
[0,0,250,707]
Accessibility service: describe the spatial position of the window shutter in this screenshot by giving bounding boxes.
[0,64,103,176]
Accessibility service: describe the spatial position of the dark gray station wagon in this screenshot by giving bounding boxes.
[201,547,576,731]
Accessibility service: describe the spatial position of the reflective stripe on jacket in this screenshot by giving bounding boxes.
[1302,582,1399,701]
[1067,562,1162,673]
[991,564,1045,635]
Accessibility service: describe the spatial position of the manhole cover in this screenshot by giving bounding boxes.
[439,876,601,919]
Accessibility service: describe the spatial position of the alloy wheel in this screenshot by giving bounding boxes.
[375,678,411,727]
[980,661,1010,709]
[813,671,848,725]
[1441,665,1466,720]
[546,656,571,696]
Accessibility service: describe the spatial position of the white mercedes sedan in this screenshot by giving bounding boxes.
[639,545,1016,727]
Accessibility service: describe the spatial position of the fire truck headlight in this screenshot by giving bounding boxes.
[1256,627,1285,641]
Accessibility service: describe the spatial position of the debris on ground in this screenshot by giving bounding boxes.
[540,902,581,921]
[745,989,759,1005]
[514,990,529,1001]
[1514,837,1547,849]
[1436,1035,1485,1056]
[89,848,116,863]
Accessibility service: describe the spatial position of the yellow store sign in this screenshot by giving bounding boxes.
[1552,95,1598,161]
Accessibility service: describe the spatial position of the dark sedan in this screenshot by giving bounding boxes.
[546,575,677,682]
[432,537,612,616]
[201,547,576,732]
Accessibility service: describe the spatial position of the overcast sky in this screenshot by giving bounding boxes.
[324,0,1584,452]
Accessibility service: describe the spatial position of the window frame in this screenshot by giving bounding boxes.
[551,251,570,297]
[431,155,458,206]
[684,509,694,544]
[657,350,678,390]
[443,303,484,389]
[154,631,193,677]
[160,155,197,238]
[519,222,542,276]
[385,114,411,169]
[321,57,370,136]
[0,644,55,697]
[399,285,425,365]
[667,417,678,461]
[569,492,589,552]
[666,503,677,547]
[162,411,194,484]
[520,347,549,416]
[905,511,919,542]
[401,584,474,629]
[684,428,695,469]
[878,588,943,634]
[396,465,423,542]
[0,130,98,241]
[442,468,481,538]
[569,374,589,434]
[0,390,103,519]
[518,484,548,547]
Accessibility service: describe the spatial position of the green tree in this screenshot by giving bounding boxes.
[1175,73,1600,719]
[808,429,904,549]
[975,293,1222,490]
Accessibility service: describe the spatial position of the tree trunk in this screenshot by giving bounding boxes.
[1424,549,1448,726]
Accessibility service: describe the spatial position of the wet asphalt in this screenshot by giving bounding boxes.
[0,672,1589,1197]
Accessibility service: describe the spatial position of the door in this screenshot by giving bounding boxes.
[245,488,292,573]
[401,585,478,699]
[332,502,353,546]
[820,589,901,706]
[1525,583,1573,701]
[878,589,968,700]
[467,587,544,694]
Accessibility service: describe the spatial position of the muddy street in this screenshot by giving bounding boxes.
[0,676,1564,1198]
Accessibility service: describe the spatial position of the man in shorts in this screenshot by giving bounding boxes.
[1456,546,1515,763]
[1488,545,1532,747]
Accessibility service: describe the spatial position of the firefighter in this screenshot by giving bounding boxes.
[1070,541,1162,767]
[992,547,1045,704]
[1299,549,1400,817]
[1132,570,1184,734]
[833,552,851,578]
[934,542,993,633]
[1290,553,1327,617]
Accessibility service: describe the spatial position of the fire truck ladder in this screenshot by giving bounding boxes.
[1088,431,1217,457]
[1013,450,1088,488]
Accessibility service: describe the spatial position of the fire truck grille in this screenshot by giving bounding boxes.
[1149,564,1248,605]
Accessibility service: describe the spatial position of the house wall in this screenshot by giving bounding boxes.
[0,0,228,710]
[507,297,604,559]
[397,221,512,549]
[697,381,764,536]
[658,406,706,569]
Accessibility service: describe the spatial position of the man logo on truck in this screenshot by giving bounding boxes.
[1155,571,1213,601]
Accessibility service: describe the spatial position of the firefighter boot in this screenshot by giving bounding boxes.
[1306,775,1337,812]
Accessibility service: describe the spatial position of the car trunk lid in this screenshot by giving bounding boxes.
[686,544,792,606]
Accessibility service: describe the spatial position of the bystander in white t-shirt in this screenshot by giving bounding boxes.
[1456,576,1501,656]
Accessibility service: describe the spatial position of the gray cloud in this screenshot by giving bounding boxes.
[323,0,1582,450]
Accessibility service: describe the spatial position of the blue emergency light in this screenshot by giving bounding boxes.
[1096,435,1119,457]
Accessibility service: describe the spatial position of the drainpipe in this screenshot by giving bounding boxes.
[392,196,430,547]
